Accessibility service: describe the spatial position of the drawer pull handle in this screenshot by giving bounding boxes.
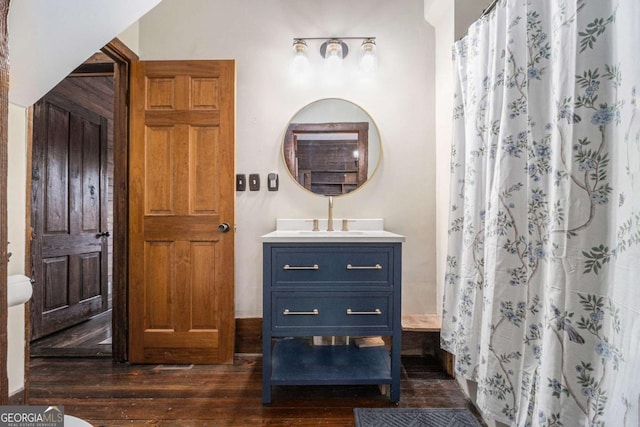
[346,308,382,315]
[283,264,319,270]
[283,309,319,315]
[346,264,382,270]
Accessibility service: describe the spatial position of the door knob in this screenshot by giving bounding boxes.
[218,223,231,233]
[96,231,111,238]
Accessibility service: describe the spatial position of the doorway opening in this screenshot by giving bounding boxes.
[27,39,134,362]
[30,52,115,357]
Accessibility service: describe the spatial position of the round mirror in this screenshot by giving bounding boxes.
[283,98,381,196]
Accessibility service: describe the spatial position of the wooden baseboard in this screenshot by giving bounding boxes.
[440,349,456,377]
[9,388,25,405]
[401,314,455,378]
[235,318,262,354]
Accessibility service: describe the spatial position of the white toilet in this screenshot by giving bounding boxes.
[7,274,32,307]
[7,278,92,427]
[64,415,93,427]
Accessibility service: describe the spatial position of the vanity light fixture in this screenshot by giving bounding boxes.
[291,37,377,74]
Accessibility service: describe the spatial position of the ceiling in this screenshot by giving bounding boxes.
[8,0,162,106]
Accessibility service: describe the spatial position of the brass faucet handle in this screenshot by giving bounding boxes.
[341,219,353,231]
[305,219,320,231]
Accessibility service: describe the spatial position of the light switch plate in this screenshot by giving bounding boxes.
[249,174,260,191]
[267,173,279,191]
[236,174,246,191]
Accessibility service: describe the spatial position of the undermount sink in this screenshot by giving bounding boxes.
[261,219,405,243]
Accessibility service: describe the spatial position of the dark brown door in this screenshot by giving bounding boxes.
[128,60,235,364]
[31,93,109,340]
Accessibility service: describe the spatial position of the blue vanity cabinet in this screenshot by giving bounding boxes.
[262,242,402,404]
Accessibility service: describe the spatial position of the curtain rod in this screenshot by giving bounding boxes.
[456,0,500,42]
[481,0,499,17]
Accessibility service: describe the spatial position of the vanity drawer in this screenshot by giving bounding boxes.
[272,291,392,332]
[271,246,394,286]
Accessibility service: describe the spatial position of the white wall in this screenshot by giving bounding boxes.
[117,21,141,56]
[8,0,161,106]
[7,104,26,278]
[427,0,491,318]
[7,103,28,395]
[139,0,436,317]
[454,0,490,41]
[425,1,455,317]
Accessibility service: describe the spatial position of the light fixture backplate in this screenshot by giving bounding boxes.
[320,40,349,59]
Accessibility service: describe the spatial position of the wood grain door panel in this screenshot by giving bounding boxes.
[31,93,109,340]
[129,60,235,364]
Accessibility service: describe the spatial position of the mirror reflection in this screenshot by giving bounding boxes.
[283,99,381,196]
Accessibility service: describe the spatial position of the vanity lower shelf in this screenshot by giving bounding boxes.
[270,337,392,384]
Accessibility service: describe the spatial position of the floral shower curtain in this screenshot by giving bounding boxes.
[441,0,640,425]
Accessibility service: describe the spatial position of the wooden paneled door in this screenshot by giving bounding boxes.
[31,93,109,340]
[129,61,235,364]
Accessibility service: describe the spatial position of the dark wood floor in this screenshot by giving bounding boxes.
[28,354,483,426]
[27,313,483,426]
[30,310,112,357]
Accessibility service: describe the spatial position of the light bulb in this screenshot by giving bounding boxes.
[360,39,377,75]
[290,39,310,79]
[325,41,343,68]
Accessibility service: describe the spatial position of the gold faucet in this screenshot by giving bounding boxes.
[327,196,334,231]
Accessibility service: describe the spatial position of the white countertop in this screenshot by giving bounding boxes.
[261,219,406,243]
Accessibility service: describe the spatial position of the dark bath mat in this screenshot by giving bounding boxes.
[354,407,482,427]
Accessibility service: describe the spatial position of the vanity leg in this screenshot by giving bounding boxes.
[262,333,272,404]
[262,385,271,405]
[262,353,272,403]
[390,330,401,403]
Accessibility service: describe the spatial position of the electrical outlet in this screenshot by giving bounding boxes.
[249,174,260,191]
